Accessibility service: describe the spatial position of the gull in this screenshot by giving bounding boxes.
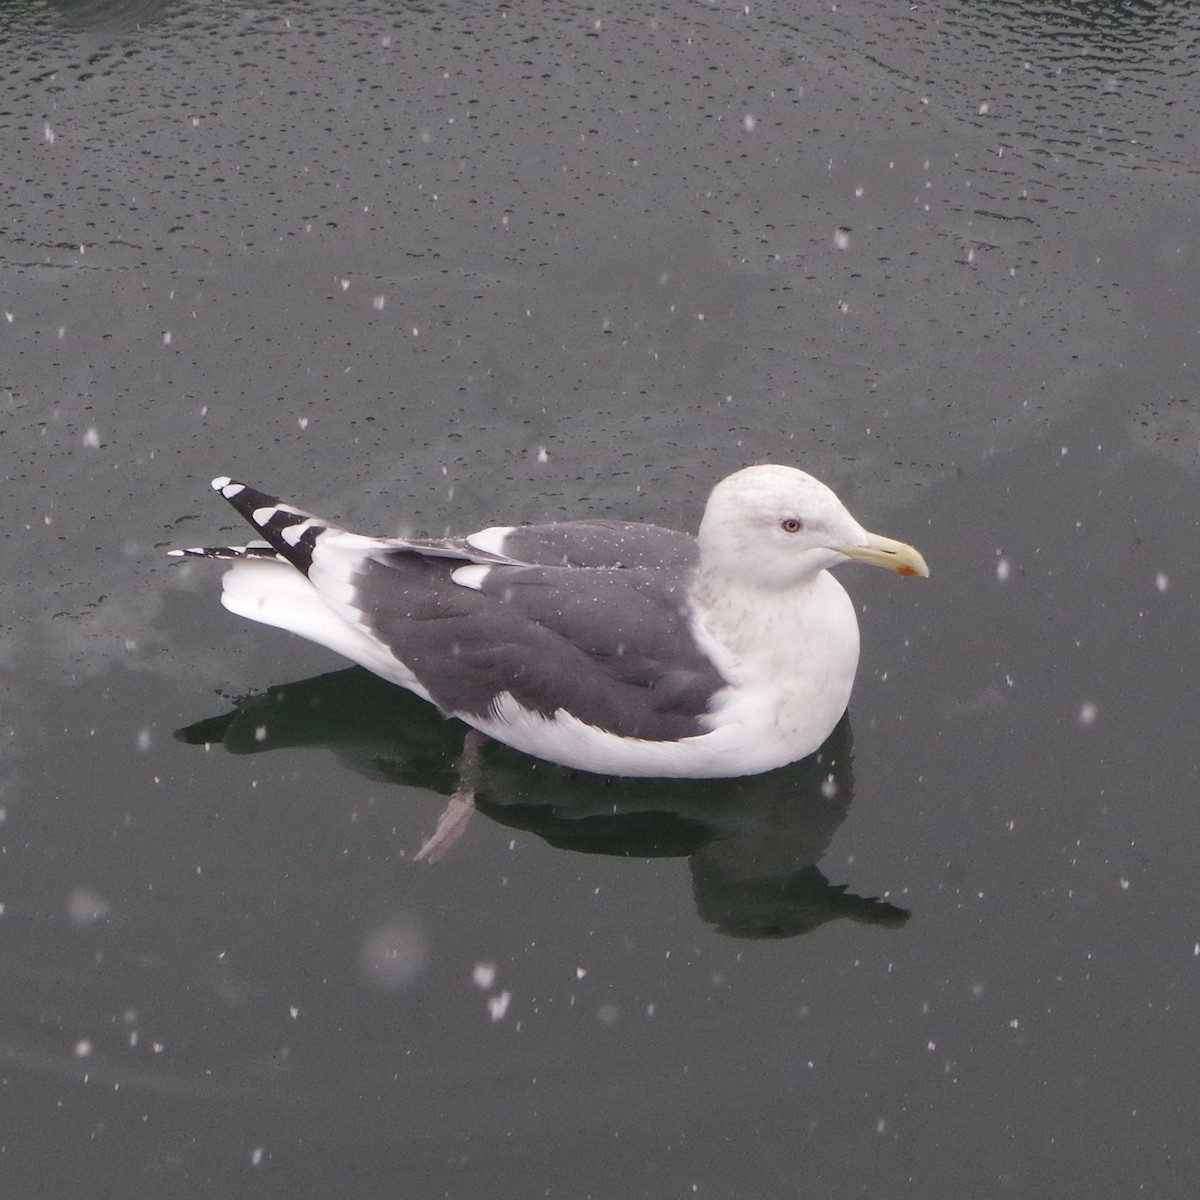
[171,465,927,779]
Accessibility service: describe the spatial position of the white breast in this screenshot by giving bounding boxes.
[689,569,861,769]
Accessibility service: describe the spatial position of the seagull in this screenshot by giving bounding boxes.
[170,465,927,779]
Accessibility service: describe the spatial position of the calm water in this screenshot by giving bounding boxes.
[3,1,1198,1195]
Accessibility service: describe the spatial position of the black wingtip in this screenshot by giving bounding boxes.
[210,477,282,518]
[207,477,327,575]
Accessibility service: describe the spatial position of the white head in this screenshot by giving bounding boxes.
[697,464,928,591]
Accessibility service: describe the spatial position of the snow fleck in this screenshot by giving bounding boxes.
[575,967,587,980]
[1155,571,1168,593]
[82,427,101,449]
[251,1147,264,1167]
[996,556,1010,582]
[75,1039,93,1058]
[742,113,757,132]
[373,295,386,310]
[472,962,497,989]
[834,228,851,250]
[136,728,152,751]
[44,122,56,145]
[254,725,268,742]
[488,990,512,1021]
[359,915,429,991]
[68,888,111,925]
[162,330,173,346]
[1079,702,1098,726]
[298,417,309,431]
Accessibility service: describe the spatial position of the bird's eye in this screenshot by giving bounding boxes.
[779,518,804,534]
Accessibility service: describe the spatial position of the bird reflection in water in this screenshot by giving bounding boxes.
[177,668,909,940]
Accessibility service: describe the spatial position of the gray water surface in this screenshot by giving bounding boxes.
[3,1,1198,1196]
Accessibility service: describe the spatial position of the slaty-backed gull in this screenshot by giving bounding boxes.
[170,466,927,778]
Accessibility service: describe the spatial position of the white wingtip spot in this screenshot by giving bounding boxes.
[166,549,186,557]
[281,519,318,546]
[252,505,280,526]
[211,475,231,490]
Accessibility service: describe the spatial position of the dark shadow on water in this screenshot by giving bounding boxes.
[177,668,910,940]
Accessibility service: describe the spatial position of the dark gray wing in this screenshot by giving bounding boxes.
[491,521,698,570]
[402,520,697,570]
[349,551,725,742]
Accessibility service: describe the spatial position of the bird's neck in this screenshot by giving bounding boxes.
[692,567,847,659]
